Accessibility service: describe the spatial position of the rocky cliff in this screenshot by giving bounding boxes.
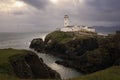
[30,31,120,74]
[0,49,61,79]
[44,31,99,60]
[55,31,120,73]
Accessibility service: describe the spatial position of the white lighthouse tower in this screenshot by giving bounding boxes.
[64,15,69,27]
[60,15,96,32]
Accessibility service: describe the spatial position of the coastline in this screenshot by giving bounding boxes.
[0,32,82,79]
[30,30,120,75]
[0,30,120,80]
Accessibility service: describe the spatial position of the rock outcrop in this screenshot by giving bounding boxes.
[9,51,61,79]
[44,31,98,58]
[30,31,120,74]
[55,31,120,73]
[30,38,45,52]
[0,49,61,79]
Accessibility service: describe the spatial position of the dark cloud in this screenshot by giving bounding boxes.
[21,0,49,9]
[0,0,120,32]
[86,0,120,12]
[82,0,120,22]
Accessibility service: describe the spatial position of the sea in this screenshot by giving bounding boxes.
[0,32,81,79]
[0,27,119,79]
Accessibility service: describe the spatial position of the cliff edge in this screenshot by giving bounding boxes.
[0,49,61,80]
[30,31,120,74]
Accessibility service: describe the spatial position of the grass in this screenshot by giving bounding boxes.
[70,66,120,80]
[0,74,19,80]
[0,48,29,80]
[0,49,27,65]
[46,31,74,43]
[45,31,95,44]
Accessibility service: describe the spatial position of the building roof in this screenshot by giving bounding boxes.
[64,15,69,18]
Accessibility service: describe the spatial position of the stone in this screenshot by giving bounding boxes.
[30,38,45,52]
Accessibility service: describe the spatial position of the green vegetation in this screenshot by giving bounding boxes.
[70,31,120,73]
[45,31,97,44]
[0,49,29,80]
[45,31,74,43]
[30,30,120,80]
[71,66,120,80]
[0,49,28,65]
[0,48,61,80]
[45,31,98,55]
[0,74,19,80]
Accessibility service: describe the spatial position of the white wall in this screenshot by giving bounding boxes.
[61,25,95,32]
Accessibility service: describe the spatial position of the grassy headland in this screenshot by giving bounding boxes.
[71,66,120,80]
[0,49,28,80]
[45,31,97,44]
[30,30,120,80]
[0,48,61,80]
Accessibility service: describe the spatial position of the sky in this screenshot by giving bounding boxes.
[0,0,120,32]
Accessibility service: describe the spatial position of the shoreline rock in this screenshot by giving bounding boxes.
[30,38,45,52]
[0,49,61,79]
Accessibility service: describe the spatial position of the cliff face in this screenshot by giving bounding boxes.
[44,31,98,59]
[0,49,61,79]
[30,31,120,74]
[55,31,120,73]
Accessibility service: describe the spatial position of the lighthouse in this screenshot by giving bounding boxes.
[64,15,69,27]
[60,15,96,32]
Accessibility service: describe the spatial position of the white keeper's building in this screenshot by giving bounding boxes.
[60,15,95,32]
